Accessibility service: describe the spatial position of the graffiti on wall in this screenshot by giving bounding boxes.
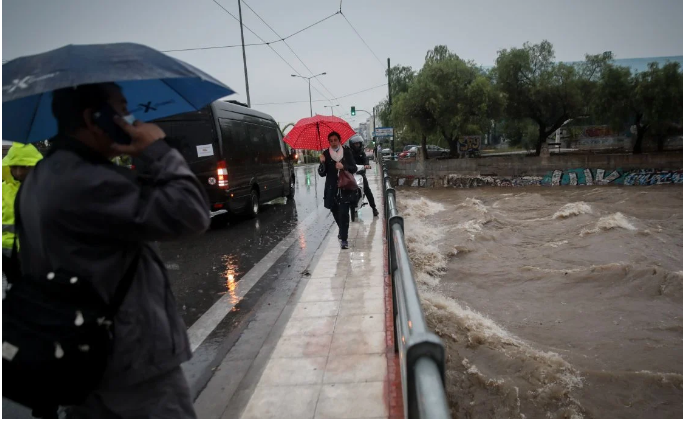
[457,136,481,154]
[581,126,617,138]
[541,168,683,186]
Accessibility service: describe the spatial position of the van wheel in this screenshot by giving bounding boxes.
[287,175,296,199]
[247,190,259,218]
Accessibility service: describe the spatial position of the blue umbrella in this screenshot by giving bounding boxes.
[2,42,235,143]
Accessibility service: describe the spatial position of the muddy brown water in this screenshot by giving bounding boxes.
[397,185,683,419]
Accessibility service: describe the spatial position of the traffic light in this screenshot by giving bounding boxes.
[351,106,356,116]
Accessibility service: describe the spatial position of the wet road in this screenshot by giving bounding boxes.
[161,164,327,329]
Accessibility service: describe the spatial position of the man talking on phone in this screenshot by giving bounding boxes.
[15,83,209,418]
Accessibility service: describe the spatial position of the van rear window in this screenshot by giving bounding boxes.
[155,119,216,163]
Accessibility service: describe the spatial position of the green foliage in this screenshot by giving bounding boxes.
[376,64,416,125]
[500,119,538,151]
[494,40,611,155]
[391,45,501,157]
[373,40,682,157]
[594,61,683,153]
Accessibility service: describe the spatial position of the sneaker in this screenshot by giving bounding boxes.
[341,240,349,249]
[373,208,379,217]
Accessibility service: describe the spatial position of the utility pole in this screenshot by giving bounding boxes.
[238,0,251,108]
[307,80,312,116]
[387,57,394,155]
[373,106,376,147]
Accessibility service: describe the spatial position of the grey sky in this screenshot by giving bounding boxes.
[3,0,683,128]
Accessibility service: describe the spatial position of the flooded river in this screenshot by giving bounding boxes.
[398,185,683,418]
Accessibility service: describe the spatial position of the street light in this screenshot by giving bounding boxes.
[324,104,340,116]
[291,72,327,117]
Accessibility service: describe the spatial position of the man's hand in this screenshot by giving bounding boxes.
[319,154,325,163]
[365,165,371,169]
[335,162,344,170]
[111,117,166,156]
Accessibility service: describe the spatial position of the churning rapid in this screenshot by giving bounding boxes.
[398,185,683,419]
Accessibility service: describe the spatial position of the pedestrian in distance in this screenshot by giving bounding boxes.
[12,83,210,418]
[349,136,379,217]
[318,131,358,249]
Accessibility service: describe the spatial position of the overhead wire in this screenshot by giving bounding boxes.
[241,0,337,102]
[209,0,334,104]
[340,11,384,68]
[160,8,340,53]
[252,83,387,106]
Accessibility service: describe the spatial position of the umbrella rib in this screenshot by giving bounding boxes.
[161,78,197,110]
[25,92,44,143]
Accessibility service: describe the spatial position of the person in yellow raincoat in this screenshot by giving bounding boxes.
[2,142,43,259]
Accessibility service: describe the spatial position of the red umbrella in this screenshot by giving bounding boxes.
[283,114,356,151]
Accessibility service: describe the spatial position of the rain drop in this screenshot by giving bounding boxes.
[78,345,90,352]
[74,311,84,326]
[70,276,78,284]
[55,343,64,359]
[47,272,55,280]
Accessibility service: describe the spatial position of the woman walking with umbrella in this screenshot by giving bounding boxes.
[283,114,358,249]
[319,131,357,249]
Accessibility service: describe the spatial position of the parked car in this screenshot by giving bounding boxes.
[405,145,450,159]
[381,148,394,161]
[139,100,296,226]
[427,145,450,158]
[398,144,418,159]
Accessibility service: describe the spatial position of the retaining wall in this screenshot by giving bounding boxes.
[386,153,683,188]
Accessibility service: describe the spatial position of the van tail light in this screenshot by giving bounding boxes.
[217,160,228,188]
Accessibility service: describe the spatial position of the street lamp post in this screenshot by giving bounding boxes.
[324,104,340,116]
[291,72,327,117]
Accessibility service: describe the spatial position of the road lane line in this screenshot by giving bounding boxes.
[187,206,329,352]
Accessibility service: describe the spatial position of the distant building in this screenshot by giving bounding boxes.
[358,122,368,141]
[582,56,683,73]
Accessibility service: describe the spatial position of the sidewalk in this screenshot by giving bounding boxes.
[195,167,400,419]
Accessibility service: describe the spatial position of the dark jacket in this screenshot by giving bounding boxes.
[351,148,369,167]
[16,135,210,390]
[318,146,358,209]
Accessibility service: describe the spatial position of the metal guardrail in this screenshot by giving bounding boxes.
[377,150,450,419]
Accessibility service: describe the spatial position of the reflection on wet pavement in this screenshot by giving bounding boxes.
[221,254,240,307]
[160,165,326,328]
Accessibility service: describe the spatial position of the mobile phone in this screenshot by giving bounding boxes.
[92,104,135,145]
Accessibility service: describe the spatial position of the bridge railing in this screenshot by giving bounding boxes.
[377,149,450,419]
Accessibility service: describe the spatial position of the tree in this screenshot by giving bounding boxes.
[416,46,501,156]
[500,119,538,152]
[595,62,683,153]
[494,40,610,156]
[392,84,437,160]
[376,64,415,126]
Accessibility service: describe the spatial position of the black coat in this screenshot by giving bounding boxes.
[17,135,209,391]
[318,146,358,209]
[352,148,369,167]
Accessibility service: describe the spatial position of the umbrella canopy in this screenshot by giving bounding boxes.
[2,42,235,143]
[283,114,355,151]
